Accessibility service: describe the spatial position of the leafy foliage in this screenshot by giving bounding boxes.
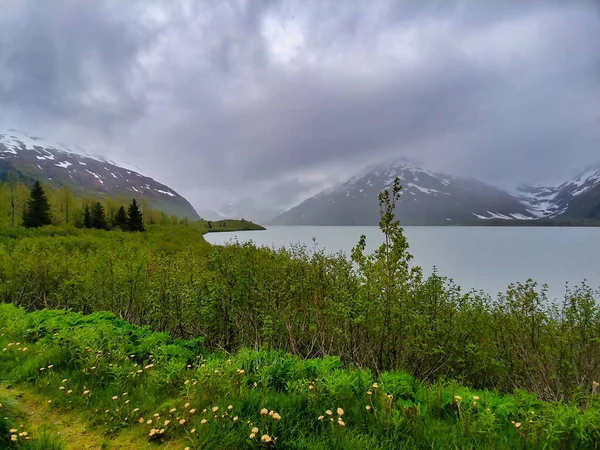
[1,304,600,449]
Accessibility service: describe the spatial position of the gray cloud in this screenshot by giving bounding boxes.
[1,0,599,212]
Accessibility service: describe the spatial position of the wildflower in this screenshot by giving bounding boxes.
[454,396,462,402]
[269,410,274,416]
[249,433,256,439]
[338,420,345,427]
[201,419,207,424]
[170,408,176,413]
[9,429,17,433]
[272,413,281,420]
[91,366,96,370]
[308,385,314,390]
[11,435,17,442]
[515,422,522,429]
[337,408,344,416]
[228,405,233,410]
[253,382,257,387]
[147,420,153,425]
[189,409,196,414]
[212,406,219,412]
[179,419,186,425]
[19,432,28,437]
[67,390,72,394]
[149,429,157,437]
[473,396,480,401]
[252,427,259,433]
[260,408,268,415]
[48,365,53,369]
[261,435,272,443]
[159,429,165,434]
[62,379,67,384]
[164,420,171,426]
[191,429,196,433]
[133,408,139,413]
[83,390,90,395]
[47,400,52,404]
[59,386,65,390]
[233,416,239,422]
[530,410,535,415]
[325,410,332,416]
[125,400,130,404]
[122,392,128,396]
[137,369,143,374]
[112,396,118,400]
[318,416,324,421]
[367,391,372,395]
[153,413,160,417]
[144,364,154,370]
[139,418,144,424]
[40,368,45,371]
[184,403,190,408]
[365,405,371,411]
[372,383,379,389]
[202,409,207,413]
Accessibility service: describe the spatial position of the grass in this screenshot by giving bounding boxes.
[1,304,600,449]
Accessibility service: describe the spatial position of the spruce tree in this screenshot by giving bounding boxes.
[127,199,145,232]
[113,205,128,230]
[83,205,92,228]
[22,180,52,228]
[90,201,107,230]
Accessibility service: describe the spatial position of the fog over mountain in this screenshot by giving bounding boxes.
[1,0,599,217]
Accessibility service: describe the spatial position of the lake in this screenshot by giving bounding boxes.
[204,226,600,300]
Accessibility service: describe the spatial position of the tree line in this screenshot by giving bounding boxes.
[0,173,191,228]
[22,179,146,231]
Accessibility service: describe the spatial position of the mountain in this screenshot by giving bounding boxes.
[516,165,600,220]
[0,129,199,219]
[270,159,536,226]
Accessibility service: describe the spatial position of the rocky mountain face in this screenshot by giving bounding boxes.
[270,159,600,226]
[516,166,600,220]
[270,160,536,226]
[0,129,199,219]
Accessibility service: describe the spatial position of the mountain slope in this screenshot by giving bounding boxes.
[270,160,535,226]
[516,165,600,220]
[0,129,199,219]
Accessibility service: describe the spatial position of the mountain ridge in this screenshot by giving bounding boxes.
[0,129,199,219]
[270,159,600,226]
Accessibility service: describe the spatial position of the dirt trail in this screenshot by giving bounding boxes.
[0,385,184,450]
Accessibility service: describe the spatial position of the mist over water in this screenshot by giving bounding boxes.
[205,226,600,300]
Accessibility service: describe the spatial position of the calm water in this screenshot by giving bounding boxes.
[205,226,600,299]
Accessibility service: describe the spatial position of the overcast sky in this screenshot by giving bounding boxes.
[1,0,599,212]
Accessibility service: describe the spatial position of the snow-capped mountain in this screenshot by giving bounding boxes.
[0,129,199,219]
[270,159,536,226]
[517,165,600,220]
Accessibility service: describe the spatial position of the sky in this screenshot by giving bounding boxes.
[1,0,599,215]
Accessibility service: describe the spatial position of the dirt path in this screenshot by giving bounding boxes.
[0,385,185,450]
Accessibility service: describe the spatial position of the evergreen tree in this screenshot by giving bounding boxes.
[127,199,145,232]
[113,205,128,230]
[83,205,92,228]
[90,201,108,230]
[22,180,52,228]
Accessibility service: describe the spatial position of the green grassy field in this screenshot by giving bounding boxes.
[2,304,600,449]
